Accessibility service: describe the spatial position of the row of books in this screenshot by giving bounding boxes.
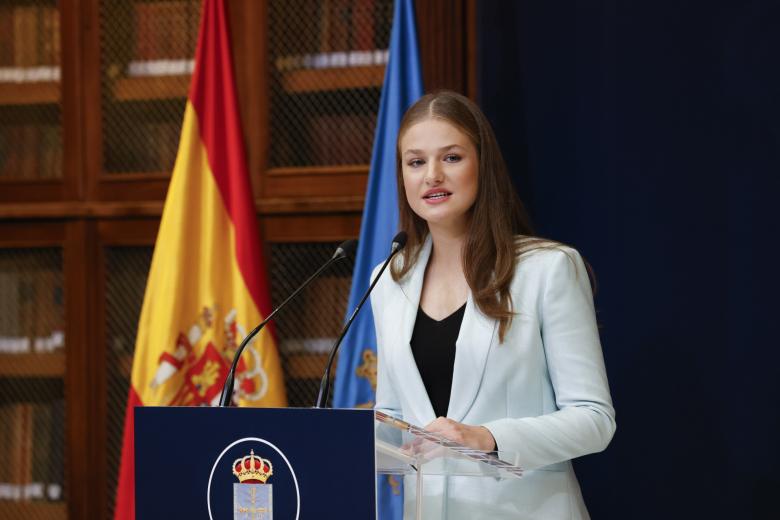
[0,331,65,355]
[0,124,62,179]
[133,0,199,62]
[274,49,389,73]
[126,58,195,78]
[309,112,377,166]
[279,337,338,355]
[0,66,60,84]
[0,270,63,341]
[272,111,376,167]
[0,402,65,498]
[278,0,392,56]
[105,121,180,173]
[0,6,60,68]
[0,482,63,502]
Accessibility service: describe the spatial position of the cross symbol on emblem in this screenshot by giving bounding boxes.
[236,486,268,519]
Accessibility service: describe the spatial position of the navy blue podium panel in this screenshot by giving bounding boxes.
[135,407,376,519]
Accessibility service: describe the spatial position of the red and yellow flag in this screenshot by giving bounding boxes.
[113,1,286,517]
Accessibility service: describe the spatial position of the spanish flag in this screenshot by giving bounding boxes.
[113,1,286,517]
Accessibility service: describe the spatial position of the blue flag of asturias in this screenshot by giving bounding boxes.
[333,0,423,517]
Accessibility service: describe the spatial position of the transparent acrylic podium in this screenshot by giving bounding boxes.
[375,411,524,520]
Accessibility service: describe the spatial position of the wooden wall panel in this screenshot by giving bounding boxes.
[64,220,100,520]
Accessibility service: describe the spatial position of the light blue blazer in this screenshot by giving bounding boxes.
[372,237,616,519]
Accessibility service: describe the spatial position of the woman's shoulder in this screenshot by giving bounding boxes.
[514,235,579,261]
[512,236,587,282]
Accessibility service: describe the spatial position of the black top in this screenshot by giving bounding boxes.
[410,302,467,418]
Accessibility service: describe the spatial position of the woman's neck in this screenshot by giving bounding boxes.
[419,224,470,318]
[427,225,467,271]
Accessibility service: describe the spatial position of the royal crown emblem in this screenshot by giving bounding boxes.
[232,449,273,484]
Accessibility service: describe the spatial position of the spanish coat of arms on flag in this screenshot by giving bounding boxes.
[113,1,287,518]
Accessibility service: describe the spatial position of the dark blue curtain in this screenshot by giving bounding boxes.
[478,1,780,518]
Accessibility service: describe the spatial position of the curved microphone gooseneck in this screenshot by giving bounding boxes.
[218,239,357,407]
[314,231,408,408]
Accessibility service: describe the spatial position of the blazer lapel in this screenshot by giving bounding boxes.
[447,287,497,423]
[391,236,497,425]
[395,237,437,424]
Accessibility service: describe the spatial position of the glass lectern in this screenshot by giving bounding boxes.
[375,411,524,520]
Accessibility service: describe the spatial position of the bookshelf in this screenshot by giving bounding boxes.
[0,244,66,517]
[0,353,66,377]
[0,0,476,517]
[0,82,59,106]
[112,74,191,101]
[0,499,67,518]
[100,0,199,177]
[0,1,62,182]
[265,0,392,173]
[280,64,385,94]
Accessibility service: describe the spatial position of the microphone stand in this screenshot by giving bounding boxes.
[218,240,356,407]
[314,232,407,408]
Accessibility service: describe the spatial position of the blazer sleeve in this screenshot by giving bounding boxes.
[483,248,616,470]
[371,265,403,419]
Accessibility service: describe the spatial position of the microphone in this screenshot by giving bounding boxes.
[218,239,357,407]
[314,231,408,408]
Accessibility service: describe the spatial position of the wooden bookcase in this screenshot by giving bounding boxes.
[0,223,67,520]
[0,0,475,518]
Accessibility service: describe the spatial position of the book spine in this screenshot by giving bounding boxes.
[168,1,188,59]
[2,127,21,178]
[51,400,65,496]
[34,265,54,340]
[23,6,37,67]
[0,272,12,347]
[0,406,10,485]
[41,6,60,67]
[150,2,165,61]
[134,2,151,61]
[41,7,52,66]
[186,0,199,57]
[319,0,332,53]
[13,6,24,67]
[300,0,319,55]
[0,7,14,66]
[0,127,9,177]
[374,0,393,50]
[18,268,35,348]
[51,6,60,66]
[8,404,24,485]
[32,404,51,485]
[163,121,180,171]
[352,0,375,51]
[21,404,33,486]
[35,6,44,66]
[156,2,172,59]
[5,267,22,340]
[20,124,39,179]
[38,124,59,179]
[329,0,350,52]
[309,114,334,165]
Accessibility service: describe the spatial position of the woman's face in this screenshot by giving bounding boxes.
[400,118,479,234]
